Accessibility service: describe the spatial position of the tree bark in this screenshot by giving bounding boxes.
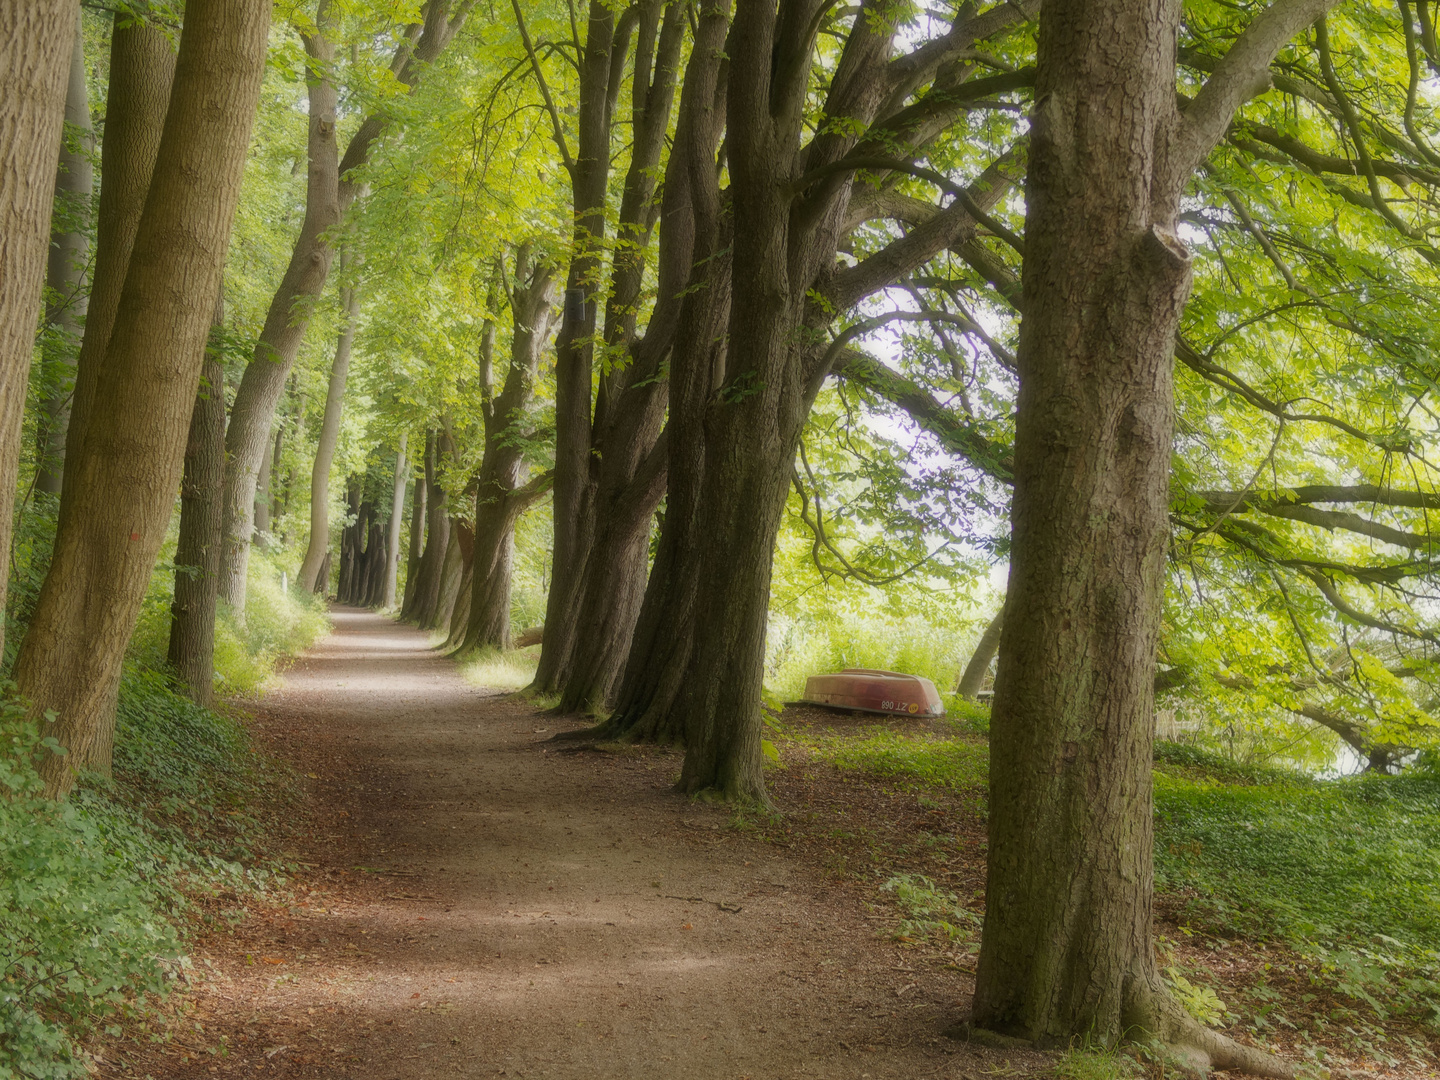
[402,466,426,611]
[0,0,76,660]
[533,0,686,700]
[62,10,176,472]
[407,433,450,626]
[35,18,94,496]
[459,249,557,653]
[297,265,358,591]
[428,521,468,630]
[168,325,226,706]
[970,0,1333,1069]
[957,609,1003,699]
[219,0,474,613]
[337,477,361,603]
[16,0,269,796]
[253,420,273,538]
[384,432,408,608]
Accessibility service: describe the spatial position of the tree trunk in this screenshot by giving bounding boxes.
[443,562,473,650]
[957,609,1003,699]
[363,519,387,607]
[35,19,94,496]
[530,0,620,694]
[297,262,358,591]
[402,467,426,612]
[337,478,361,604]
[168,333,226,706]
[62,11,175,472]
[408,435,450,626]
[970,0,1326,1071]
[428,521,468,631]
[218,1,472,613]
[0,0,76,660]
[459,250,557,654]
[253,421,273,538]
[218,7,338,612]
[384,432,408,607]
[16,0,269,796]
[315,549,332,596]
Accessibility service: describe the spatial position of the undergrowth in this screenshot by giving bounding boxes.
[460,644,540,691]
[2,512,320,1077]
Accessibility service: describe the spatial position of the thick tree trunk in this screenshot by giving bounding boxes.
[957,609,1003,699]
[384,432,408,607]
[970,0,1323,1071]
[464,502,519,650]
[337,478,361,604]
[62,12,175,471]
[297,266,358,591]
[16,0,269,796]
[168,342,226,706]
[35,20,94,496]
[0,1,75,659]
[218,2,472,612]
[363,519,387,607]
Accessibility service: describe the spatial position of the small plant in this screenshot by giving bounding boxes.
[1164,967,1229,1026]
[1053,1046,1143,1080]
[880,873,980,946]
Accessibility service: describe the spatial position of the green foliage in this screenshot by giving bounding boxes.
[461,646,540,691]
[880,873,980,947]
[0,672,283,1079]
[1051,1047,1143,1080]
[1164,968,1229,1026]
[804,728,988,795]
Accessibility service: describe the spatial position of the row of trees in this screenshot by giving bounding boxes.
[7,0,1440,1070]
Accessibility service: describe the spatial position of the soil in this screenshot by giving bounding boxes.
[99,608,1052,1080]
[97,608,1436,1079]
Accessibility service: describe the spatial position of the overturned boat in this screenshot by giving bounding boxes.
[801,668,945,717]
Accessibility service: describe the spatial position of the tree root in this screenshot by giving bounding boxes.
[945,1000,1294,1079]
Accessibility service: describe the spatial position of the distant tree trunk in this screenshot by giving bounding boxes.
[336,478,360,604]
[970,0,1325,1071]
[168,328,226,706]
[957,609,1003,699]
[384,432,408,607]
[363,519,387,607]
[408,434,450,626]
[62,11,175,469]
[315,550,331,596]
[35,20,94,496]
[253,421,273,539]
[296,260,358,592]
[402,466,426,613]
[218,2,473,613]
[16,0,269,796]
[0,1,75,660]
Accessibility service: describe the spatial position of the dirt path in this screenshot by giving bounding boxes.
[112,608,1043,1079]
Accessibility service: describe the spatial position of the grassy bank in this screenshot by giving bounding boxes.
[785,715,1440,1040]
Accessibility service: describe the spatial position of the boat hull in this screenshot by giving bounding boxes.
[800,668,945,717]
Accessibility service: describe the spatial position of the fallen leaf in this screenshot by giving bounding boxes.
[261,957,285,965]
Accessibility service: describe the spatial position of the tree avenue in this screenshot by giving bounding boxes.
[8,0,1440,1074]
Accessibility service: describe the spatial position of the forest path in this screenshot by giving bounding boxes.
[123,607,1037,1080]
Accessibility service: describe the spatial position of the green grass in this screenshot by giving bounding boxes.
[792,725,1440,1011]
[460,645,541,691]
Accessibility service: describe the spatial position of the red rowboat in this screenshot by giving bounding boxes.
[801,668,945,717]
